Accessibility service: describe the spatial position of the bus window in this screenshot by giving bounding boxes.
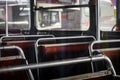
[0,7,5,29]
[81,0,115,31]
[0,0,30,31]
[36,0,90,31]
[99,0,115,31]
[36,0,115,31]
[80,7,90,30]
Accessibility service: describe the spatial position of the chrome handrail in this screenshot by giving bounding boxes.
[89,40,120,77]
[0,46,25,59]
[36,36,96,45]
[0,55,116,77]
[90,39,120,52]
[0,35,54,42]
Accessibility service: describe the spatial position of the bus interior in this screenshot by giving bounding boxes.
[0,0,120,80]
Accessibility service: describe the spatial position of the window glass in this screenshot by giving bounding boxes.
[0,0,30,30]
[36,0,90,31]
[0,7,5,28]
[99,0,115,31]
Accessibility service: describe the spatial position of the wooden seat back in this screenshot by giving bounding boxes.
[1,35,54,80]
[0,46,34,80]
[91,40,120,75]
[1,35,54,63]
[0,58,32,80]
[36,36,95,79]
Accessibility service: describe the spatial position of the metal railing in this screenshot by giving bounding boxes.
[0,55,116,77]
[89,39,120,77]
[0,35,54,42]
[90,39,120,52]
[35,36,96,76]
[0,46,34,80]
[0,37,118,79]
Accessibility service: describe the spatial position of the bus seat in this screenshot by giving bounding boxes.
[1,35,54,63]
[36,36,95,79]
[0,46,34,80]
[1,35,54,80]
[0,58,33,80]
[90,40,120,75]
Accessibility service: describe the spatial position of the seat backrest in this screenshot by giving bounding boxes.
[0,46,34,80]
[36,36,95,79]
[37,36,95,57]
[0,58,32,80]
[1,35,54,80]
[1,35,54,63]
[90,40,120,75]
[39,43,90,59]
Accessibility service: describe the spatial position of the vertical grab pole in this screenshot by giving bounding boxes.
[89,0,97,73]
[32,0,39,79]
[5,0,8,36]
[96,0,100,41]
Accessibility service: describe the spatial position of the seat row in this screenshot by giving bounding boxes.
[0,35,120,80]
